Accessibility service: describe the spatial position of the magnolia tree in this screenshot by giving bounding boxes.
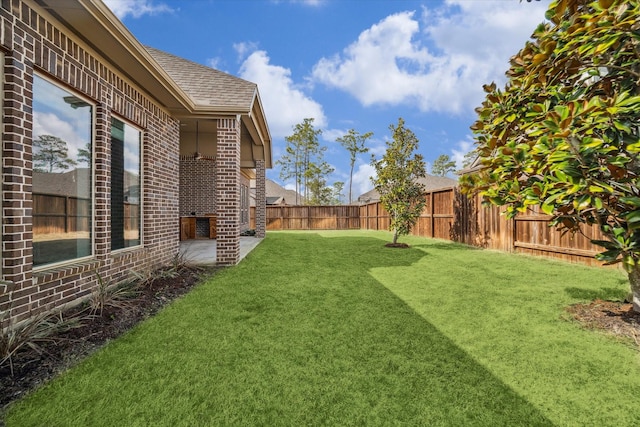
[461,0,640,309]
[371,118,426,245]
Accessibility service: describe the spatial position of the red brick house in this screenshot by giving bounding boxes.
[0,0,271,326]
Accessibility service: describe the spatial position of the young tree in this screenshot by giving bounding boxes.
[306,161,335,205]
[77,142,91,166]
[330,181,345,205]
[277,118,324,204]
[461,0,640,310]
[33,135,77,173]
[336,129,373,203]
[431,154,456,177]
[277,136,304,205]
[371,118,426,245]
[462,148,479,169]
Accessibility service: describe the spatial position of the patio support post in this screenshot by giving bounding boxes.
[215,116,241,265]
[255,159,266,238]
[94,102,112,262]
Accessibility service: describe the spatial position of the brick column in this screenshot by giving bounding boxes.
[255,159,266,238]
[215,117,241,265]
[94,102,111,261]
[1,52,34,323]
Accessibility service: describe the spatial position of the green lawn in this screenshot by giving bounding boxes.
[5,231,640,426]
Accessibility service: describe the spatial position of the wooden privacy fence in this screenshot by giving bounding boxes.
[265,205,360,230]
[33,193,91,234]
[33,193,139,235]
[360,188,455,240]
[260,186,608,266]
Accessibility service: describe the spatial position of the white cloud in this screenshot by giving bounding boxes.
[450,137,475,169]
[321,128,347,144]
[206,57,223,71]
[311,1,549,114]
[33,112,89,161]
[238,50,327,138]
[233,42,259,62]
[351,163,376,198]
[103,0,174,20]
[368,138,388,158]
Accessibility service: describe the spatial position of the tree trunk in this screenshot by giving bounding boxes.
[629,265,640,313]
[348,163,354,204]
[393,229,399,244]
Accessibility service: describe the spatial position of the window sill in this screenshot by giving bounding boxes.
[33,258,100,286]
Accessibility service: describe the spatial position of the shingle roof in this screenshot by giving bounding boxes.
[357,174,458,204]
[33,169,91,199]
[265,179,303,205]
[145,46,257,111]
[251,179,304,206]
[266,196,284,205]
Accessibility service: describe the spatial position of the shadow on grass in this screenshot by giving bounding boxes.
[565,286,628,302]
[6,232,553,426]
[410,241,475,251]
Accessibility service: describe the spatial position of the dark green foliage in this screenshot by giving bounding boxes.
[462,0,640,309]
[371,118,427,244]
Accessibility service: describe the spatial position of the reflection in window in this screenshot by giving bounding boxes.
[111,118,141,250]
[32,75,92,267]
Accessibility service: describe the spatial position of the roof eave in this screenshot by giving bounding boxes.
[37,0,193,114]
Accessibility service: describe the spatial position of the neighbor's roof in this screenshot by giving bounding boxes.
[266,196,284,205]
[357,174,458,204]
[145,47,257,112]
[250,179,304,206]
[266,179,303,205]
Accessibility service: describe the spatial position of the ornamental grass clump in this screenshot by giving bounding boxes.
[1,307,82,376]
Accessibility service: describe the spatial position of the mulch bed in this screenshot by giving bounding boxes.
[565,299,640,345]
[1,265,214,414]
[385,242,410,248]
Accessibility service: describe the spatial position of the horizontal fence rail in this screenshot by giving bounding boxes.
[261,186,607,267]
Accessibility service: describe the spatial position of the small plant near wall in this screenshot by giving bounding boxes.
[88,272,141,318]
[1,306,82,376]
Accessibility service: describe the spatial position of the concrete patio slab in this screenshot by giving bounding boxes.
[179,237,263,265]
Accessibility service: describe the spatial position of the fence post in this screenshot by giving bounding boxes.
[280,206,284,230]
[430,192,435,238]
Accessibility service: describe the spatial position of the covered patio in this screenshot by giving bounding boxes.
[145,47,272,266]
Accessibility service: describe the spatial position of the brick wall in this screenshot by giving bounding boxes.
[240,173,250,232]
[179,156,216,216]
[0,1,180,325]
[255,160,266,238]
[179,155,252,237]
[215,117,240,265]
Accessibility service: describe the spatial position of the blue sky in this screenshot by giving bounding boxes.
[104,0,551,200]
